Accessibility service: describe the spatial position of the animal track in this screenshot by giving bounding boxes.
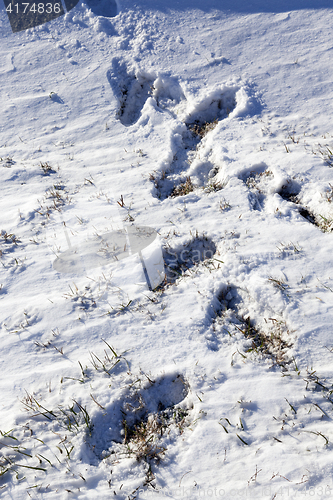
[163,235,216,284]
[211,285,293,367]
[278,180,333,231]
[154,88,238,200]
[107,59,155,126]
[108,65,239,197]
[150,74,186,115]
[278,178,302,203]
[108,64,186,127]
[240,164,273,211]
[90,373,190,461]
[240,168,332,231]
[184,87,237,125]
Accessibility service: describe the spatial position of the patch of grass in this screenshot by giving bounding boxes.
[170,177,194,198]
[63,283,97,311]
[0,156,15,168]
[2,310,32,334]
[123,415,167,463]
[216,288,293,369]
[34,329,64,356]
[297,206,333,233]
[204,180,225,193]
[188,119,218,138]
[219,198,231,212]
[236,316,292,368]
[35,184,72,219]
[245,169,273,191]
[268,276,289,292]
[21,393,93,435]
[324,183,333,203]
[317,214,333,232]
[0,230,21,261]
[0,230,20,246]
[312,143,333,167]
[89,341,129,377]
[122,406,189,464]
[276,241,302,255]
[40,162,55,175]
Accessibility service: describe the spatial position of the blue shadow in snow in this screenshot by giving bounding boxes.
[132,0,332,13]
[84,0,117,17]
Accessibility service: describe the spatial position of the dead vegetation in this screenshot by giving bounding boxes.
[119,388,190,466]
[0,230,21,259]
[215,287,294,369]
[323,183,333,203]
[311,143,333,167]
[0,156,15,168]
[245,169,273,191]
[40,161,56,175]
[279,182,333,232]
[123,414,166,464]
[188,118,219,138]
[170,177,194,198]
[236,315,293,368]
[35,184,72,219]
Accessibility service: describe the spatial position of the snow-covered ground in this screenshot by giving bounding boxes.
[1,0,333,498]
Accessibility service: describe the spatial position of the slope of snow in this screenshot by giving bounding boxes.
[1,0,333,498]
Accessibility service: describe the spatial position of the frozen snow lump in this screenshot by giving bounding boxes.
[84,0,117,17]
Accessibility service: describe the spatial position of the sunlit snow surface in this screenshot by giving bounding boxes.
[1,0,333,498]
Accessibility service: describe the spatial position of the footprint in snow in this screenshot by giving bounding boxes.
[107,59,156,126]
[163,235,217,285]
[89,373,190,461]
[107,61,186,126]
[239,163,273,212]
[154,86,238,200]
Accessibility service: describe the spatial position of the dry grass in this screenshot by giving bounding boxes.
[122,407,189,464]
[188,119,218,138]
[204,180,224,193]
[297,207,333,233]
[245,169,273,191]
[170,177,194,198]
[0,157,14,168]
[219,198,231,211]
[312,143,333,167]
[324,183,333,203]
[40,162,55,175]
[0,230,21,260]
[35,184,72,219]
[216,288,293,369]
[237,316,293,368]
[0,231,20,246]
[123,415,166,463]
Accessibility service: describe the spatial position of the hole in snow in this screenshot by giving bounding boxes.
[278,179,302,203]
[107,60,155,126]
[89,373,190,462]
[163,235,217,284]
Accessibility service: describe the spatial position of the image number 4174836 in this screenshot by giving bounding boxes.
[4,0,79,33]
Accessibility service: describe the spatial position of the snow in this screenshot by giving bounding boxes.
[1,0,333,498]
